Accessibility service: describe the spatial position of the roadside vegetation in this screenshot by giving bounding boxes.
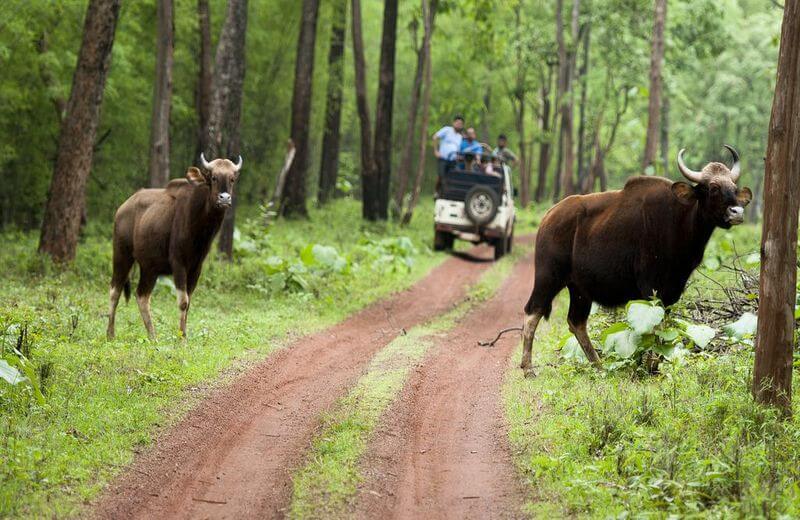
[0,198,458,518]
[504,225,800,517]
[288,238,530,519]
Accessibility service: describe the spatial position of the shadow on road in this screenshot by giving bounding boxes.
[450,250,495,264]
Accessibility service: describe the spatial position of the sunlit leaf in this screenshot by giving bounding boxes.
[626,302,665,335]
[605,329,640,359]
[0,359,26,385]
[723,312,758,339]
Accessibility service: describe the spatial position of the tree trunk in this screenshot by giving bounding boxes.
[513,3,530,207]
[577,20,590,193]
[282,0,320,217]
[371,0,399,221]
[351,0,376,219]
[207,0,248,259]
[535,64,554,202]
[317,0,346,205]
[393,1,427,215]
[642,0,666,172]
[552,0,566,202]
[481,87,491,141]
[401,0,434,226]
[660,94,670,176]
[558,0,580,199]
[148,0,174,188]
[38,0,121,262]
[196,0,213,156]
[753,0,800,414]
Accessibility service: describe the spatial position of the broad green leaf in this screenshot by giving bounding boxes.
[681,321,716,349]
[723,312,757,339]
[656,328,680,342]
[605,329,640,359]
[560,336,588,363]
[0,359,26,385]
[626,302,665,335]
[600,322,630,343]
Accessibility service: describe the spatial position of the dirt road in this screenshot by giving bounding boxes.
[354,252,533,519]
[93,243,514,519]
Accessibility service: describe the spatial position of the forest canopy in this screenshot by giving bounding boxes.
[0,0,782,228]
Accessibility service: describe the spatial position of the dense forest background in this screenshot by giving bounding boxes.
[0,0,782,228]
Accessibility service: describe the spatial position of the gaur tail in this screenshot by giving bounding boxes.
[123,280,131,303]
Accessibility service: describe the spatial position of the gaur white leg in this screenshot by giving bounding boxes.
[177,289,190,339]
[521,311,543,376]
[136,292,156,341]
[568,320,601,367]
[106,286,122,340]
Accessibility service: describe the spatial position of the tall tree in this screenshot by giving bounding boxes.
[535,61,555,202]
[558,0,580,198]
[317,0,347,205]
[642,0,666,172]
[370,0,399,221]
[753,0,800,414]
[282,0,321,217]
[195,0,213,156]
[401,0,435,226]
[576,20,591,192]
[206,0,248,259]
[351,0,376,219]
[394,2,428,215]
[553,0,566,201]
[511,2,530,207]
[38,0,121,262]
[148,0,174,188]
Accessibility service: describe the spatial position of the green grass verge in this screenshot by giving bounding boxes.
[503,225,800,518]
[0,199,456,518]
[287,240,531,519]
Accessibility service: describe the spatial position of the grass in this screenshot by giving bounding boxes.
[287,238,531,519]
[503,224,800,518]
[0,198,458,518]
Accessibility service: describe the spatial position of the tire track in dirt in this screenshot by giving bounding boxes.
[92,243,510,520]
[354,251,534,520]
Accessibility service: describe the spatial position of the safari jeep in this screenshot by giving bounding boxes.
[433,151,516,260]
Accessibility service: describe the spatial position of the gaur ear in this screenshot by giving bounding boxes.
[671,182,696,205]
[185,167,205,185]
[737,187,753,207]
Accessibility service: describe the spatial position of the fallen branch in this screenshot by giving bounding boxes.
[478,326,523,347]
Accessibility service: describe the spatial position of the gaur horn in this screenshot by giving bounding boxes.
[200,153,212,170]
[723,144,741,182]
[233,155,243,172]
[677,149,705,184]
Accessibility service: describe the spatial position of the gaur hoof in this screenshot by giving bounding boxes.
[522,367,538,378]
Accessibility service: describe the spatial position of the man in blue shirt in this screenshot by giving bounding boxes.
[433,115,464,178]
[460,127,483,172]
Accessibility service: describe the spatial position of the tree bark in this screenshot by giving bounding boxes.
[317,0,346,205]
[370,0,399,221]
[552,0,566,202]
[512,3,530,207]
[660,94,670,176]
[535,64,554,202]
[753,0,800,414]
[207,0,248,259]
[642,0,666,172]
[38,0,121,262]
[401,0,434,226]
[148,0,174,188]
[558,0,580,199]
[393,2,427,215]
[576,20,591,193]
[282,0,321,217]
[195,0,213,156]
[351,0,376,219]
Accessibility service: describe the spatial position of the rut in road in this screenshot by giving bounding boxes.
[355,251,534,520]
[93,243,506,520]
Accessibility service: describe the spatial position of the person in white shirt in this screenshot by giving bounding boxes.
[432,115,464,178]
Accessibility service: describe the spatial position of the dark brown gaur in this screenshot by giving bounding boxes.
[106,155,243,340]
[520,146,752,373]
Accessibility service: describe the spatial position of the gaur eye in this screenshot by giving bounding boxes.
[212,175,218,182]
